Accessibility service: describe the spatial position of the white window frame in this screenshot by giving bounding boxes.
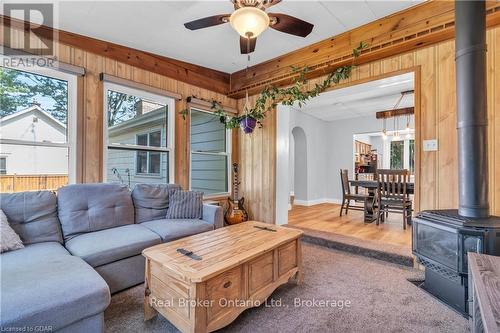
[102,82,175,183]
[0,63,78,183]
[189,107,231,198]
[135,130,162,176]
[0,157,7,175]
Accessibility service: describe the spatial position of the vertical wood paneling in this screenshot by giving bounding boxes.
[83,53,104,182]
[416,46,438,210]
[492,28,500,215]
[436,41,457,209]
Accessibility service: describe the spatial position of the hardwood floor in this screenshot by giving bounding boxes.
[288,203,411,248]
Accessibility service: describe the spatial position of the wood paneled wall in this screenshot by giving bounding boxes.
[1,23,238,191]
[238,26,500,223]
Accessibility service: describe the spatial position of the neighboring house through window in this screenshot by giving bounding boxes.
[0,65,77,193]
[103,82,175,188]
[0,157,6,175]
[136,131,161,175]
[190,108,231,197]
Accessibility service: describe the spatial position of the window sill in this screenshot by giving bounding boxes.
[202,193,230,201]
[135,173,162,178]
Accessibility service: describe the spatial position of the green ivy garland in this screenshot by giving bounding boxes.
[183,42,367,130]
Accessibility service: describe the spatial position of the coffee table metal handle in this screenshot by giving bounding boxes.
[223,281,232,288]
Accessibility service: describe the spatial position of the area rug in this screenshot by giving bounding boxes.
[104,244,468,333]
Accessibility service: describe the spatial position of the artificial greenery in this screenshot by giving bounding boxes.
[183,41,367,130]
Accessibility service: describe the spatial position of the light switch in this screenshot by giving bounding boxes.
[423,139,438,151]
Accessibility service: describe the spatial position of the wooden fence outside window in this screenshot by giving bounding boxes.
[0,175,68,193]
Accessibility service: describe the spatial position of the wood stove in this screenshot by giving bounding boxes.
[412,0,500,317]
[412,211,500,314]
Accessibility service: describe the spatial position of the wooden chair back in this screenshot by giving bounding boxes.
[376,169,409,200]
[340,169,351,196]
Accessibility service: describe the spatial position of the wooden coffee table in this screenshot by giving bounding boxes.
[142,221,303,333]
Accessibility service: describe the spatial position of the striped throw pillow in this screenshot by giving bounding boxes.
[165,190,203,219]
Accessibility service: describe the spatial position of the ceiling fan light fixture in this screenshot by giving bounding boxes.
[230,7,270,38]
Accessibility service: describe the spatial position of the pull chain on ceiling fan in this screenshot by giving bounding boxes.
[184,0,314,54]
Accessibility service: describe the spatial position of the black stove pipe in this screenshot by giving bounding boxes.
[455,0,489,218]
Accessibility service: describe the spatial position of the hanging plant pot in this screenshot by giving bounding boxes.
[240,116,257,134]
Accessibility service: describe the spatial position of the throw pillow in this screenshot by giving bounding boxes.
[0,209,24,253]
[165,190,203,219]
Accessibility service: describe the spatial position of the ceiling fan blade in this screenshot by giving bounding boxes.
[184,15,230,30]
[240,36,257,54]
[268,13,314,37]
[261,0,282,9]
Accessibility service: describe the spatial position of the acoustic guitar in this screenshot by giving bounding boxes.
[225,163,248,225]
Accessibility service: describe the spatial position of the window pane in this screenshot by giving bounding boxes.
[107,90,167,148]
[409,140,415,174]
[191,153,227,195]
[149,152,161,174]
[107,149,169,187]
[390,140,405,169]
[0,144,68,192]
[0,158,6,174]
[1,67,69,143]
[149,131,161,147]
[136,151,148,174]
[191,109,226,153]
[137,134,148,146]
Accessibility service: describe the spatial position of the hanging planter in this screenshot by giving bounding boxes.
[239,116,257,134]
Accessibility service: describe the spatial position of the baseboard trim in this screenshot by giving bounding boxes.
[293,198,342,206]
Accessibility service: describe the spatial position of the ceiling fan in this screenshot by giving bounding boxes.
[184,0,314,54]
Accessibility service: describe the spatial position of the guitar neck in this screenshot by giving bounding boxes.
[233,164,239,202]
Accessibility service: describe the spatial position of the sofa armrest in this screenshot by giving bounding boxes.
[202,204,224,229]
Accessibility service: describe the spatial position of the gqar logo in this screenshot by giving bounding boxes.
[3,3,54,56]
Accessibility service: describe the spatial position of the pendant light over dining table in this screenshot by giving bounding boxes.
[379,90,414,140]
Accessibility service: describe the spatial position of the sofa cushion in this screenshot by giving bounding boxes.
[132,183,181,223]
[0,191,63,244]
[141,219,214,242]
[57,183,134,241]
[0,242,110,331]
[165,190,203,219]
[0,209,24,253]
[65,224,161,267]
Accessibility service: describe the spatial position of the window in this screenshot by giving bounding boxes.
[409,139,415,173]
[136,131,161,175]
[0,158,6,175]
[190,108,231,196]
[0,65,77,193]
[103,82,174,188]
[390,140,405,169]
[389,138,415,173]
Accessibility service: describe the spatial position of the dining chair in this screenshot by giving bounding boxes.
[375,169,412,229]
[339,169,370,217]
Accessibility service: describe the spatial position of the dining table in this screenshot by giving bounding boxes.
[348,179,414,223]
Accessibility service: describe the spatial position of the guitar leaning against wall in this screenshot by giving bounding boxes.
[225,163,248,225]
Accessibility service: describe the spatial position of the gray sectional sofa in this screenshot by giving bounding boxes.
[0,183,223,332]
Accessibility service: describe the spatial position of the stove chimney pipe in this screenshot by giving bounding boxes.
[455,0,489,218]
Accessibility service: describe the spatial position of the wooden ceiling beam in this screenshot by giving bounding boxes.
[0,15,231,95]
[228,0,500,99]
[376,107,414,119]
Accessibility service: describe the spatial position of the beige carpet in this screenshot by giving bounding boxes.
[105,244,468,333]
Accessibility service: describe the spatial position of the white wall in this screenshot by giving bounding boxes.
[289,108,330,205]
[326,116,415,201]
